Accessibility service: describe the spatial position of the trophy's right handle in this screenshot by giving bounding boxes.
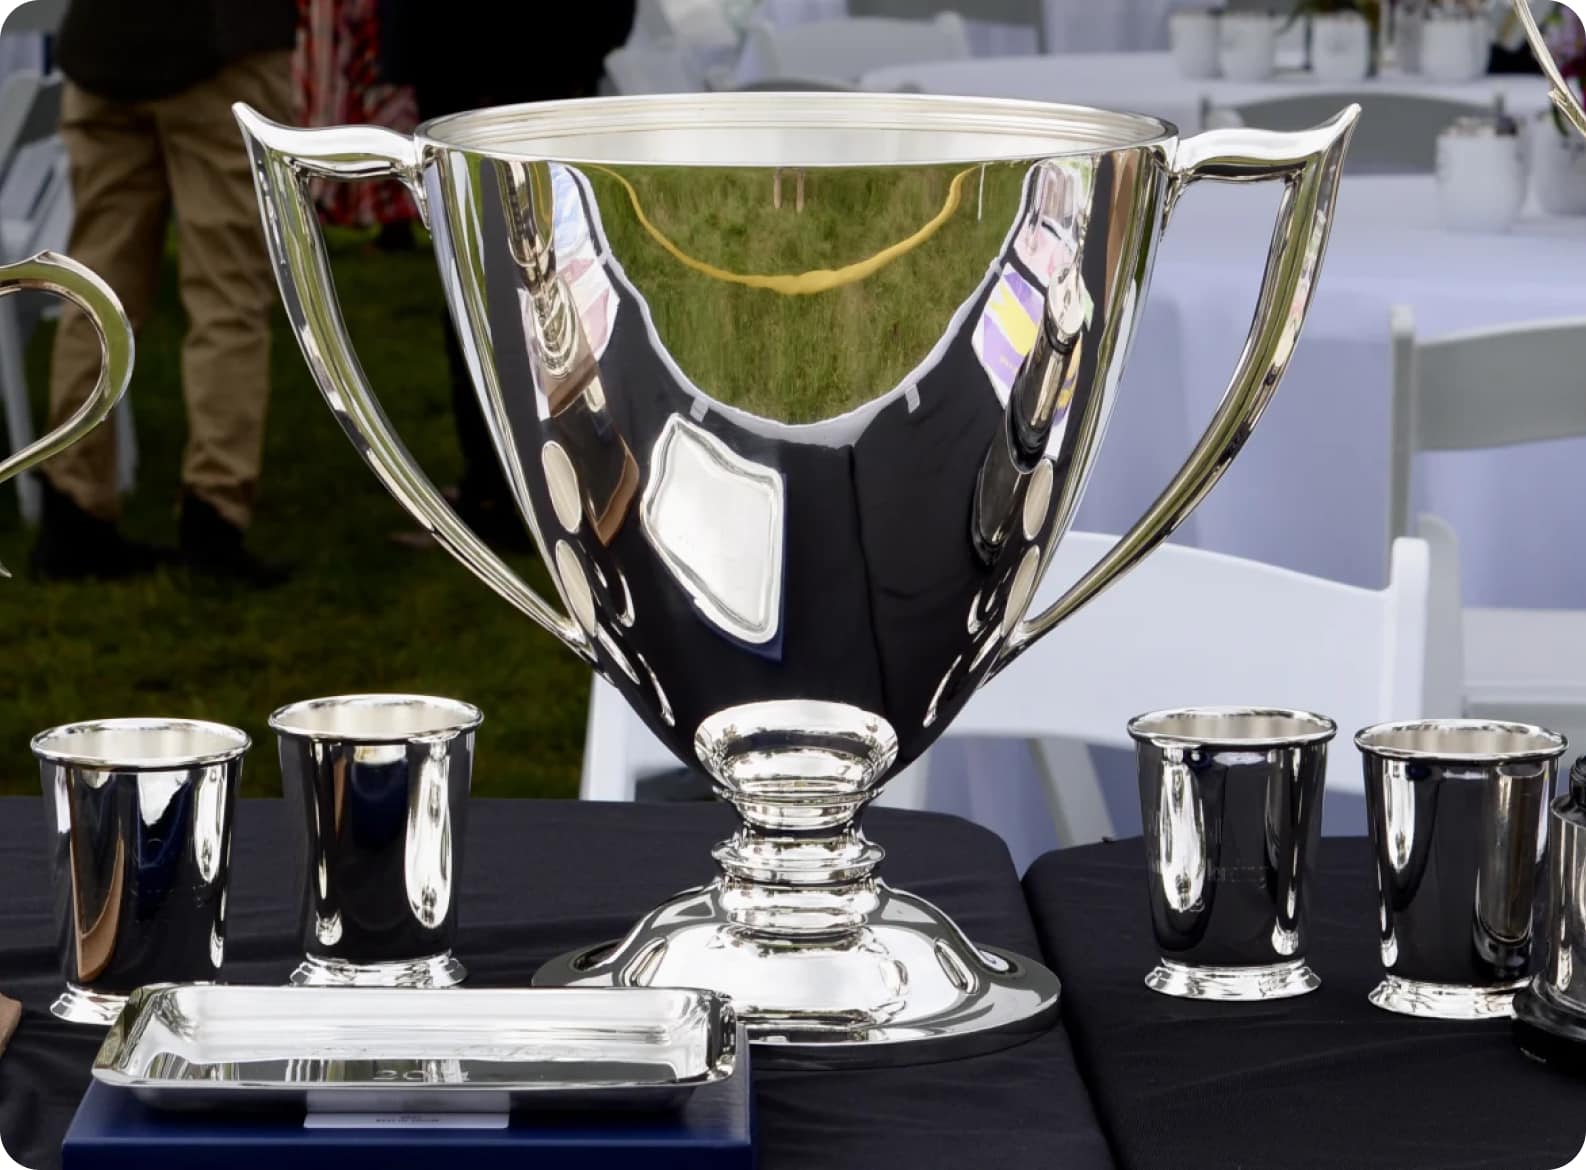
[0,251,133,578]
[232,104,585,653]
[1514,0,1586,138]
[1001,106,1360,665]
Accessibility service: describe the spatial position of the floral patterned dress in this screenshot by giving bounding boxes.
[293,0,419,228]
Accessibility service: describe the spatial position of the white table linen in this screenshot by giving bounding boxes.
[862,51,1551,131]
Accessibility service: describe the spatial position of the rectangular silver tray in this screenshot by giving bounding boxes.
[92,984,741,1114]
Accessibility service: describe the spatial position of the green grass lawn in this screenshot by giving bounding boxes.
[593,162,1025,422]
[0,231,591,798]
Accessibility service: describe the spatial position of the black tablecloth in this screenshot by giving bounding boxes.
[1025,837,1586,1170]
[0,798,1114,1170]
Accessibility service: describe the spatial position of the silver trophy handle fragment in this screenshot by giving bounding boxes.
[0,251,134,578]
[1513,0,1586,139]
[1004,106,1360,661]
[232,104,584,653]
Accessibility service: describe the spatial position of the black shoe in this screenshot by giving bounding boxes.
[178,494,291,588]
[29,480,171,581]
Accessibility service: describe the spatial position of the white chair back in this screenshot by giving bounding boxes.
[744,13,971,85]
[1390,308,1586,541]
[580,534,1441,830]
[1389,306,1586,763]
[941,533,1437,793]
[1202,92,1494,173]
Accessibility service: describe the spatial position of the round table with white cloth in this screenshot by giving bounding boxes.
[862,51,1551,131]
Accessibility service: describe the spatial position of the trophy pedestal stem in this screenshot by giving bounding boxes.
[535,701,1061,1067]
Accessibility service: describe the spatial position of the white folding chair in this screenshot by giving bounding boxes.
[741,12,971,86]
[1390,306,1586,758]
[1200,91,1497,172]
[0,69,137,524]
[580,533,1447,849]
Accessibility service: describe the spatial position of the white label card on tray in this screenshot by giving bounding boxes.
[304,1113,509,1130]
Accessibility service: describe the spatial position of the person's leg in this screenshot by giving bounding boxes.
[154,49,293,583]
[32,83,171,579]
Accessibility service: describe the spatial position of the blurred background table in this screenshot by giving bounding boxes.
[861,51,1551,131]
[0,798,1115,1170]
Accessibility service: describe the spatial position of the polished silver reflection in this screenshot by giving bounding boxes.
[93,984,739,1112]
[270,694,482,988]
[235,92,1359,1062]
[32,719,248,1025]
[1359,719,1565,1020]
[1515,756,1586,1065]
[1130,707,1335,1001]
[1513,0,1586,140]
[0,252,133,576]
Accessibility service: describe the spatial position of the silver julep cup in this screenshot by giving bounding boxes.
[1359,719,1565,1021]
[271,694,482,988]
[1130,707,1335,1001]
[1515,756,1586,1068]
[32,718,248,1026]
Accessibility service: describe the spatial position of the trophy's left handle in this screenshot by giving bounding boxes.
[1514,0,1586,138]
[232,104,585,654]
[0,251,133,578]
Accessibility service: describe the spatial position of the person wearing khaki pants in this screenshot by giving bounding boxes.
[32,3,295,586]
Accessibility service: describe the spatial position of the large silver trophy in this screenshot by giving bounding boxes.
[235,92,1357,1063]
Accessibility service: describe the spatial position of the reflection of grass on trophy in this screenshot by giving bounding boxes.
[0,230,591,797]
[586,163,1027,424]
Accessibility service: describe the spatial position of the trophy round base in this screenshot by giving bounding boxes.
[1368,973,1526,1020]
[290,952,467,989]
[534,879,1060,1069]
[1144,958,1319,1001]
[50,983,127,1026]
[1514,983,1586,1071]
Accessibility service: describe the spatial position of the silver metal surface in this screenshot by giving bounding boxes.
[271,694,482,988]
[32,719,248,1026]
[92,984,740,1113]
[1359,719,1566,1020]
[1513,0,1586,139]
[1130,707,1335,1001]
[235,91,1359,1063]
[0,251,133,576]
[1514,756,1586,1062]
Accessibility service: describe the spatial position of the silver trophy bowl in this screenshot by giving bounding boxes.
[235,92,1357,1064]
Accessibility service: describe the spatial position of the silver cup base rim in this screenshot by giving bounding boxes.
[290,953,467,989]
[1145,958,1320,1001]
[51,983,128,1027]
[1367,973,1526,1020]
[533,881,1061,1069]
